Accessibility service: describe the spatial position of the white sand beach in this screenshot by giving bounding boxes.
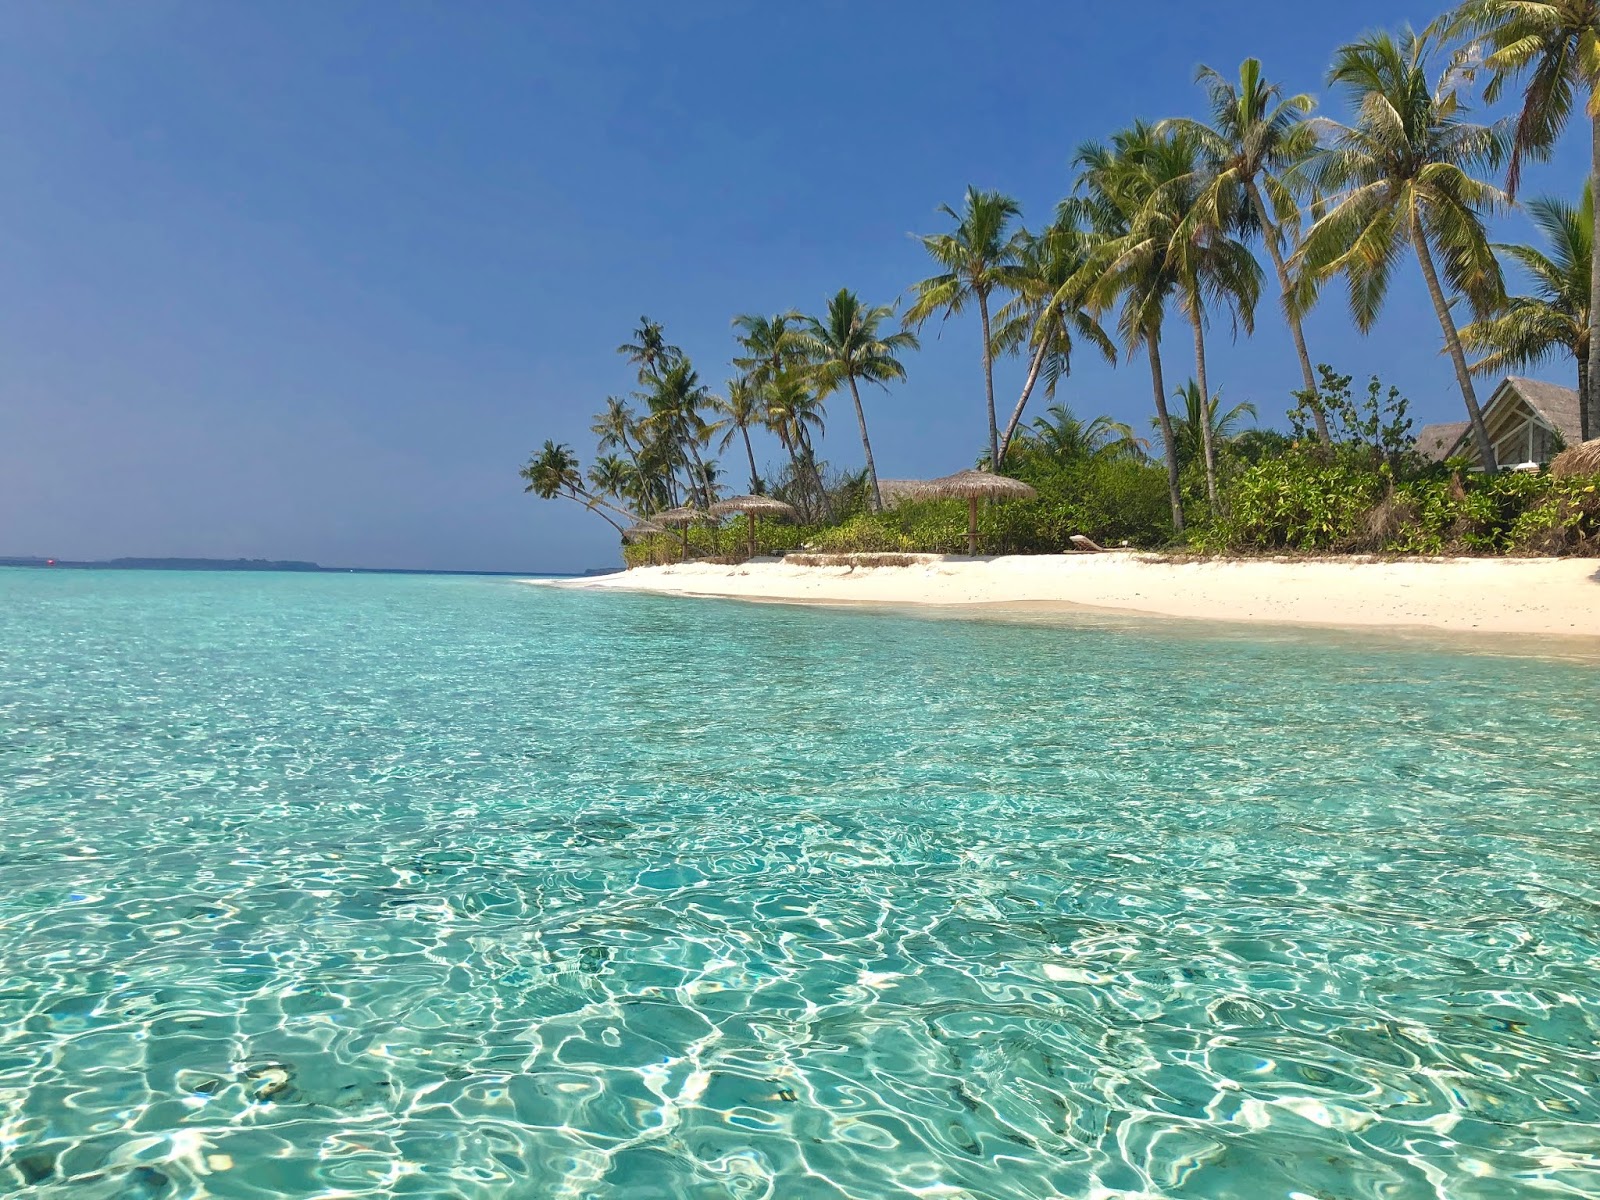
[551,553,1600,638]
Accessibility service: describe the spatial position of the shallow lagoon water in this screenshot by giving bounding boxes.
[2,569,1598,1198]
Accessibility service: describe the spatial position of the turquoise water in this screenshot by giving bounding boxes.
[2,570,1599,1199]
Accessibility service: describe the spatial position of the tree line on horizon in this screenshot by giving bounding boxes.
[525,1,1600,541]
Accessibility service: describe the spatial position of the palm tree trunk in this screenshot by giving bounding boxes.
[1410,217,1497,470]
[1247,179,1330,445]
[797,428,832,521]
[1580,356,1590,438]
[1146,331,1184,535]
[1189,306,1219,510]
[978,289,999,468]
[1587,107,1600,443]
[740,425,761,495]
[997,319,1054,466]
[846,375,883,512]
[781,435,810,521]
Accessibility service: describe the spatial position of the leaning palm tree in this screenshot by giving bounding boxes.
[801,289,919,511]
[520,441,633,534]
[990,203,1118,465]
[1161,58,1332,444]
[1449,0,1600,438]
[905,187,1026,469]
[1463,182,1593,398]
[1297,26,1507,468]
[1076,123,1193,532]
[707,377,766,495]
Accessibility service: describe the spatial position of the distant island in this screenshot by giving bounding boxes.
[2,556,324,571]
[0,556,584,576]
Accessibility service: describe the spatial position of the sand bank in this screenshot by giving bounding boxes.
[549,553,1600,638]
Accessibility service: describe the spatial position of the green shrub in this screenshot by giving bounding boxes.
[1197,447,1600,556]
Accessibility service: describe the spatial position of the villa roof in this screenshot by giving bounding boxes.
[1414,421,1468,463]
[1504,376,1582,443]
[1410,377,1582,463]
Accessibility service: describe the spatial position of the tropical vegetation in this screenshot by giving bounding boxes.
[525,4,1600,561]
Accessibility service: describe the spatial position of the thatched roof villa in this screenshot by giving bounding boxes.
[1413,377,1582,469]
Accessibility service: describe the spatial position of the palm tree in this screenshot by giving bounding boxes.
[643,359,716,507]
[1162,134,1262,509]
[802,289,919,511]
[1167,381,1258,472]
[708,377,766,494]
[520,441,632,534]
[1076,123,1192,533]
[762,369,830,521]
[618,316,681,384]
[1297,26,1507,468]
[732,311,808,388]
[905,187,1026,469]
[1020,403,1145,462]
[991,203,1118,465]
[1463,183,1593,400]
[1162,58,1332,444]
[1450,0,1600,438]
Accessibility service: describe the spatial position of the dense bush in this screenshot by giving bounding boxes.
[1194,446,1600,555]
[805,454,1175,555]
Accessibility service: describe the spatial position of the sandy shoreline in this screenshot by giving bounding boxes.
[544,553,1600,639]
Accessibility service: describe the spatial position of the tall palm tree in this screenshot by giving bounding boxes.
[1297,26,1507,468]
[1161,134,1262,509]
[1450,0,1600,438]
[905,187,1026,469]
[708,377,765,494]
[1076,123,1192,532]
[732,311,808,388]
[802,289,919,511]
[1162,58,1332,444]
[1463,182,1593,398]
[1167,381,1258,472]
[991,203,1118,465]
[643,359,716,507]
[618,316,681,384]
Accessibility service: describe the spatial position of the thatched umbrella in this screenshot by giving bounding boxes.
[652,506,704,561]
[924,469,1037,556]
[621,519,666,565]
[709,494,798,558]
[878,479,933,508]
[621,520,664,541]
[1551,438,1600,478]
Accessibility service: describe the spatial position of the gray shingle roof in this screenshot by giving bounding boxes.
[1505,376,1582,443]
[1413,420,1469,463]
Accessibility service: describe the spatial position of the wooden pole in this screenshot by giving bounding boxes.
[747,512,757,559]
[967,496,978,556]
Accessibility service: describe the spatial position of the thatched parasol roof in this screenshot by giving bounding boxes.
[621,520,665,542]
[1550,437,1600,478]
[651,506,705,527]
[708,494,798,519]
[878,479,934,506]
[922,469,1037,501]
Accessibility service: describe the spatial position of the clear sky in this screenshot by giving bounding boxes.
[1,2,1587,572]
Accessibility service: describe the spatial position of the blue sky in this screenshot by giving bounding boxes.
[1,1,1587,572]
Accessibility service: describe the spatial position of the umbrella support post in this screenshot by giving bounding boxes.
[747,512,757,560]
[967,497,978,557]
